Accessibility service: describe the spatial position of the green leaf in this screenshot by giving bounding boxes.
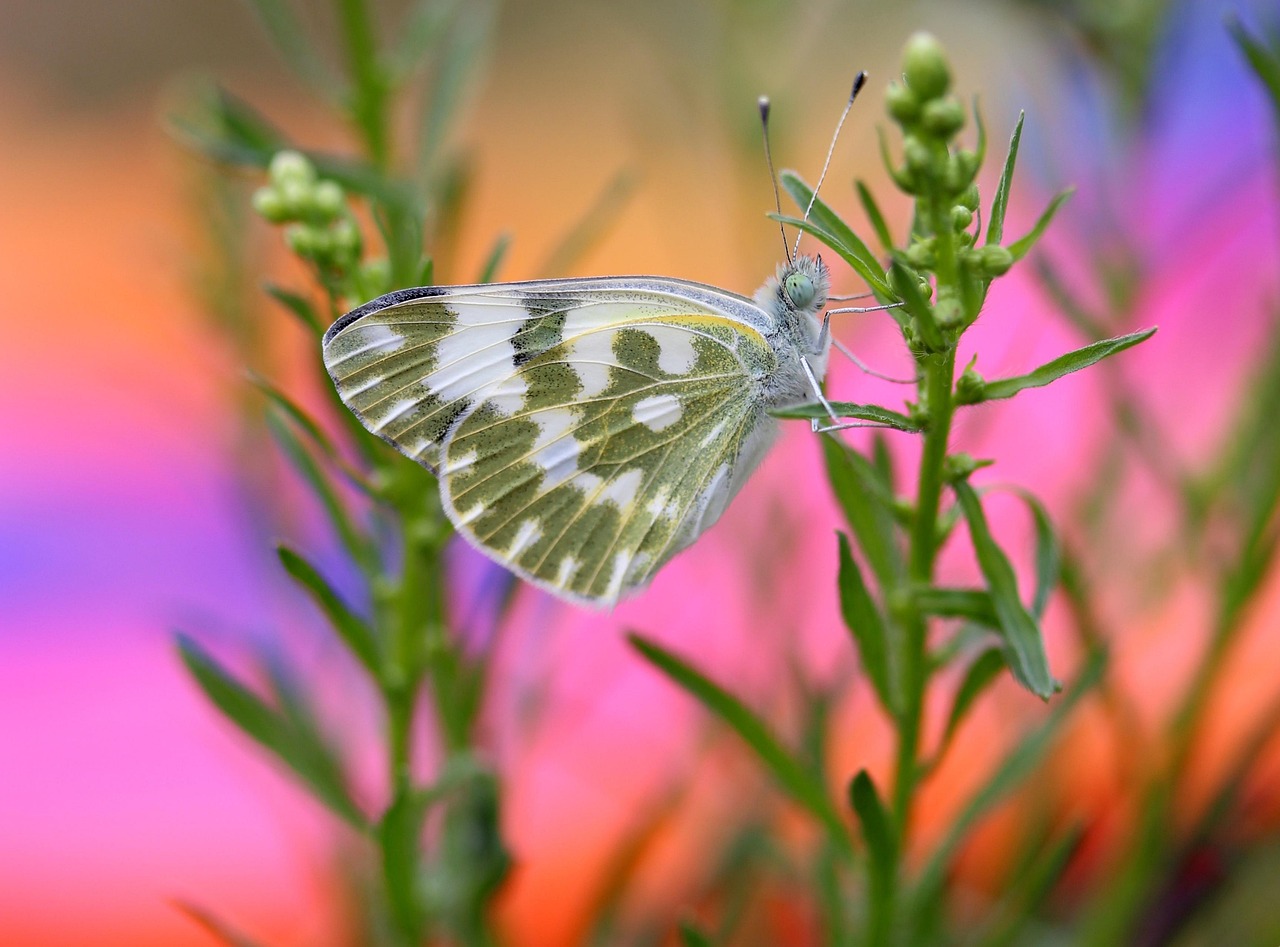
[678,923,715,947]
[1228,16,1280,119]
[775,171,893,298]
[536,169,638,277]
[262,283,323,334]
[476,231,511,283]
[771,401,920,432]
[1007,189,1073,261]
[837,534,896,714]
[856,180,894,253]
[937,647,1006,760]
[171,899,270,947]
[248,372,333,457]
[823,438,904,588]
[265,408,372,569]
[986,112,1024,247]
[277,545,382,677]
[872,432,896,491]
[175,635,366,829]
[889,259,943,350]
[243,0,342,97]
[628,634,848,845]
[913,587,998,626]
[387,0,464,83]
[971,823,1084,947]
[849,770,897,944]
[1006,488,1060,620]
[960,328,1157,404]
[954,480,1056,699]
[910,651,1103,914]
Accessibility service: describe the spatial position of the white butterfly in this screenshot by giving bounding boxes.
[322,78,875,607]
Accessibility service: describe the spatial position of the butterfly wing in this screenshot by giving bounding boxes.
[323,278,780,605]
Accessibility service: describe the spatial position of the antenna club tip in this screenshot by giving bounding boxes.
[757,95,771,118]
[850,71,868,100]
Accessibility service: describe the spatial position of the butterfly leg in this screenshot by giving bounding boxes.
[800,356,841,433]
[831,338,918,384]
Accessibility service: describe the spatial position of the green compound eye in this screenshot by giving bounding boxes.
[784,272,815,308]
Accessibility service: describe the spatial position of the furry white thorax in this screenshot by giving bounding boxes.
[752,253,831,409]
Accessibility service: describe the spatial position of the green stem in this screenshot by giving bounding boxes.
[337,0,389,168]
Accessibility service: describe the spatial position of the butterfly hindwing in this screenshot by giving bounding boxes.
[323,279,780,605]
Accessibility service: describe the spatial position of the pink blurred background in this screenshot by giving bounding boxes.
[2,0,1279,943]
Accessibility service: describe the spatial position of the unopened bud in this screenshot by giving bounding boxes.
[902,33,951,101]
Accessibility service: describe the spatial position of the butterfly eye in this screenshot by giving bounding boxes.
[784,272,815,308]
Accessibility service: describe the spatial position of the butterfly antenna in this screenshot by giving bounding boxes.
[758,96,792,265]
[793,70,867,259]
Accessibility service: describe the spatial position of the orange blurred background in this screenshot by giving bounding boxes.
[3,0,1280,944]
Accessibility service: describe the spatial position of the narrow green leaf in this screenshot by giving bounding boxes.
[248,372,333,455]
[938,647,1006,758]
[628,633,847,844]
[266,409,371,569]
[771,213,896,303]
[171,899,270,947]
[972,823,1084,947]
[849,770,897,941]
[1228,17,1280,117]
[277,545,382,677]
[889,260,943,351]
[168,85,287,169]
[823,438,904,588]
[779,171,883,275]
[954,480,1056,699]
[243,0,342,97]
[476,231,511,284]
[1007,189,1073,261]
[837,534,896,714]
[175,636,366,829]
[387,0,463,83]
[960,328,1157,404]
[1006,488,1060,619]
[856,179,893,253]
[911,651,1103,912]
[913,587,998,626]
[771,401,920,431]
[872,432,895,491]
[417,0,497,186]
[536,169,638,277]
[262,283,323,334]
[986,112,1024,246]
[679,923,715,947]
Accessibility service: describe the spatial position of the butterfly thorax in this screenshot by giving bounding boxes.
[752,253,831,408]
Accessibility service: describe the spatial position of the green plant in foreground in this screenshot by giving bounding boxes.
[628,32,1153,945]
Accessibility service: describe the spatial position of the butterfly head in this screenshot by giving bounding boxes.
[758,253,830,331]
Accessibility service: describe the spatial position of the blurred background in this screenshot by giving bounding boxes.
[3,0,1280,944]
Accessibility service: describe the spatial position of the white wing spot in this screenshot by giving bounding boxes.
[458,503,485,525]
[606,549,634,601]
[699,418,728,448]
[597,468,644,509]
[649,327,698,375]
[571,472,604,495]
[329,324,405,365]
[555,556,580,588]
[531,408,580,488]
[488,373,528,416]
[632,394,683,432]
[372,397,418,433]
[567,331,616,397]
[442,447,478,475]
[508,519,542,558]
[646,488,670,518]
[429,307,521,403]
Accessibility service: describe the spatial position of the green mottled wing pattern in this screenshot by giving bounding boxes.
[323,279,779,605]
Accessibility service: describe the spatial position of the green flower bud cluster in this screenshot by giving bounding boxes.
[253,150,363,276]
[886,34,974,199]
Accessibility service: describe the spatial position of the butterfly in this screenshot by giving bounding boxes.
[322,76,873,608]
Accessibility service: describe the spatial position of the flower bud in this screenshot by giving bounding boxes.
[905,239,935,269]
[979,245,1014,276]
[934,295,963,328]
[951,205,973,230]
[886,81,921,124]
[278,179,310,216]
[332,218,362,255]
[251,186,287,223]
[944,150,979,193]
[312,180,346,219]
[284,223,312,255]
[957,184,980,211]
[922,98,965,138]
[269,150,315,187]
[902,33,950,101]
[958,229,975,248]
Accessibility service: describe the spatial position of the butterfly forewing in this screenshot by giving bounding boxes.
[323,280,780,605]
